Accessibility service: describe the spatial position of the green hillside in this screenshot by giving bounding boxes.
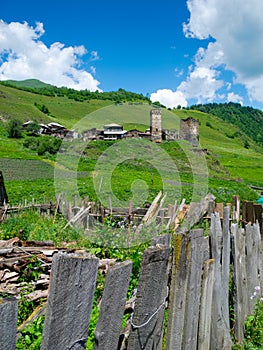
[3,79,54,89]
[0,82,262,205]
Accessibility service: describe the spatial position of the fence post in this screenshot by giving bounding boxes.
[198,259,215,350]
[127,246,170,350]
[0,297,18,350]
[183,229,208,349]
[232,195,240,222]
[253,204,262,232]
[166,234,191,350]
[93,260,133,350]
[222,206,231,330]
[40,252,99,350]
[210,213,232,349]
[231,223,248,343]
[245,222,262,314]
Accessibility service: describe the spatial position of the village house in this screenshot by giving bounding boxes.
[23,121,79,139]
[103,123,127,140]
[81,109,200,146]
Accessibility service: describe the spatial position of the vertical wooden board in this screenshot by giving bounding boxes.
[232,196,240,222]
[127,246,170,350]
[246,223,261,314]
[93,260,132,350]
[41,252,99,350]
[246,201,255,224]
[0,297,18,350]
[254,204,263,232]
[198,259,215,350]
[215,202,224,218]
[222,206,231,329]
[166,234,191,350]
[210,213,232,349]
[183,229,206,349]
[231,224,248,343]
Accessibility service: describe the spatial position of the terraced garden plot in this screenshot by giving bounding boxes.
[0,158,89,181]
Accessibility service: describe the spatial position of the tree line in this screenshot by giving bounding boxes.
[191,102,263,146]
[0,81,150,104]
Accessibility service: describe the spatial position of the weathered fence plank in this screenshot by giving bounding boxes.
[40,252,99,350]
[183,229,208,350]
[166,234,191,350]
[232,195,240,222]
[151,233,171,247]
[210,213,232,349]
[93,260,133,350]
[127,246,170,350]
[177,193,215,234]
[198,259,215,350]
[222,206,231,330]
[245,222,262,314]
[0,297,18,350]
[231,223,248,343]
[253,204,262,232]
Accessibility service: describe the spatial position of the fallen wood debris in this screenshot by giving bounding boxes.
[0,239,118,303]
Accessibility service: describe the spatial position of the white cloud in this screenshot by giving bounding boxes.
[150,89,187,108]
[178,66,223,104]
[0,20,101,91]
[227,92,243,105]
[90,51,100,61]
[183,0,263,103]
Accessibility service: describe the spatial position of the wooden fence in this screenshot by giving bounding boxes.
[0,202,262,350]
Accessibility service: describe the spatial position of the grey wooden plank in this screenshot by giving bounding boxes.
[127,246,170,350]
[151,233,171,247]
[0,297,18,350]
[210,213,232,349]
[231,223,247,343]
[246,222,261,314]
[198,259,215,350]
[40,252,99,350]
[93,260,132,350]
[222,206,231,330]
[166,234,191,350]
[183,229,206,350]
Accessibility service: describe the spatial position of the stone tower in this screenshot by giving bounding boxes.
[150,109,162,142]
[180,117,199,147]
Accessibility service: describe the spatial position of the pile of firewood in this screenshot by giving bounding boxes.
[0,238,116,300]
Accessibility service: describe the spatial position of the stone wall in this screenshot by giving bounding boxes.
[180,117,199,147]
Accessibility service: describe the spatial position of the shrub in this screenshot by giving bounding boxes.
[7,119,23,138]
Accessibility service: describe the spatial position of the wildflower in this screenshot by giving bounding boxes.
[255,286,260,292]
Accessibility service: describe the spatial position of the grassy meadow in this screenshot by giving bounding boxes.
[0,83,262,206]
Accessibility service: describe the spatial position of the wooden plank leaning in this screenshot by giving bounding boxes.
[93,260,133,350]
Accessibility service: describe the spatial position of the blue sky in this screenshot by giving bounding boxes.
[1,0,263,109]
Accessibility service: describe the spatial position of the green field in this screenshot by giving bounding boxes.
[0,83,262,205]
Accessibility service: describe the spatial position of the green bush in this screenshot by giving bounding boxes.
[23,136,62,156]
[7,119,22,138]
